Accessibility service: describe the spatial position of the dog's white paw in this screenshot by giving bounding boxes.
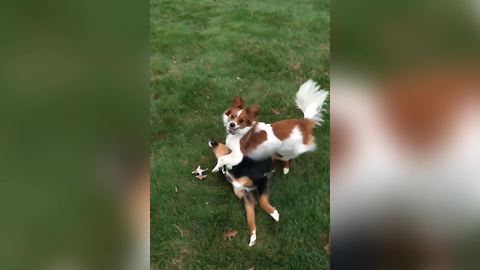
[212,165,220,173]
[248,231,257,247]
[283,168,290,174]
[270,209,279,222]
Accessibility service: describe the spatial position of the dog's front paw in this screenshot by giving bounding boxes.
[224,159,238,170]
[212,158,224,173]
[248,231,257,247]
[212,162,222,173]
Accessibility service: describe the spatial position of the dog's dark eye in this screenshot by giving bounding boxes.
[239,119,244,124]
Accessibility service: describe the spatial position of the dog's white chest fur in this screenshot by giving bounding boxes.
[225,132,241,147]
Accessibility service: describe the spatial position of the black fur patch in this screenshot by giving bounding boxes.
[229,156,272,195]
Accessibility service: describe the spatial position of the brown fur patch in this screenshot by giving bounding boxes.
[246,106,259,118]
[259,194,275,214]
[225,108,241,119]
[271,119,316,145]
[232,177,254,199]
[212,142,231,159]
[231,96,244,109]
[236,110,251,129]
[244,198,256,233]
[224,96,245,120]
[224,108,241,120]
[236,176,253,187]
[240,127,268,154]
[229,106,259,129]
[233,189,245,199]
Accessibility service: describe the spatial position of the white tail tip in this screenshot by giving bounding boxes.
[295,79,329,124]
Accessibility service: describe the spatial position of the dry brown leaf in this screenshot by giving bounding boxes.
[271,108,281,115]
[324,243,331,255]
[223,229,238,241]
[291,63,301,71]
[195,174,207,180]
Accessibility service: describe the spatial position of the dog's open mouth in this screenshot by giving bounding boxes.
[227,127,238,135]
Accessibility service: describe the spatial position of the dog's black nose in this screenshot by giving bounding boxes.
[229,122,235,128]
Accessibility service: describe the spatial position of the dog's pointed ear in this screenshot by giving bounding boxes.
[231,96,244,109]
[246,106,260,119]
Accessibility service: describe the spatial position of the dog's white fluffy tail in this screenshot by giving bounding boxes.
[295,79,329,124]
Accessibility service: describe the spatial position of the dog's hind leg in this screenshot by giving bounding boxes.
[259,193,279,222]
[257,178,279,222]
[243,193,257,247]
[273,154,291,174]
[282,160,290,175]
[259,195,279,222]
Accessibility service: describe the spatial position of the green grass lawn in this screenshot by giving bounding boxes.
[150,0,330,269]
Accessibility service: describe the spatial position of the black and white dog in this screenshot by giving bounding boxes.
[208,138,279,247]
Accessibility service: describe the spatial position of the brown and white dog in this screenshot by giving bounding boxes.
[212,80,329,174]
